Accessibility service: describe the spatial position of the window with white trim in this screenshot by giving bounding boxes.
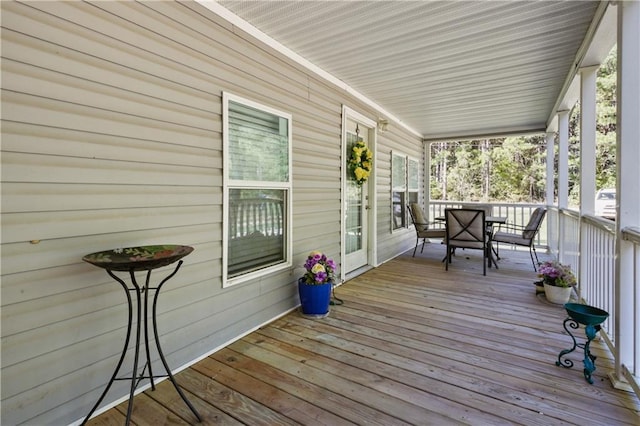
[408,156,419,207]
[392,152,419,230]
[223,93,292,286]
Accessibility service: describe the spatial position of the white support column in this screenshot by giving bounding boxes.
[545,131,557,255]
[557,111,570,210]
[557,111,570,263]
[579,66,598,216]
[614,0,640,390]
[578,66,598,292]
[545,131,556,206]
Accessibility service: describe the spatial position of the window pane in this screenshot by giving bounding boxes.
[228,188,286,277]
[229,101,289,182]
[408,157,419,223]
[345,130,365,254]
[346,180,363,253]
[408,158,419,191]
[392,152,408,229]
[392,191,406,229]
[392,153,406,190]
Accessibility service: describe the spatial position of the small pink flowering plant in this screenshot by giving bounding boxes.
[302,251,336,284]
[538,260,576,288]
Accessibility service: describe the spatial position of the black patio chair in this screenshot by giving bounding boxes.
[408,203,446,257]
[445,208,488,275]
[492,207,546,271]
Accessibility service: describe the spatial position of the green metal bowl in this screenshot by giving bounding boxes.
[564,303,609,326]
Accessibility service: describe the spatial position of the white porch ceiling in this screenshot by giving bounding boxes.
[214,1,608,140]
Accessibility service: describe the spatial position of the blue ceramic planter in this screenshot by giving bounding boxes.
[298,278,332,317]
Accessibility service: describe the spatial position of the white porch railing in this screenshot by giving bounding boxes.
[557,208,580,286]
[620,226,640,394]
[579,215,616,341]
[543,206,639,396]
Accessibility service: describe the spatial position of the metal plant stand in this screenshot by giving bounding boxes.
[81,245,202,425]
[556,303,609,384]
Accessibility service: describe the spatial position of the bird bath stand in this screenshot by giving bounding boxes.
[556,303,609,384]
[81,245,202,425]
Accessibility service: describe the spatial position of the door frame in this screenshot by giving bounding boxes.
[341,106,378,281]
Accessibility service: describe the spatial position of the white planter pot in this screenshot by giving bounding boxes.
[543,283,572,304]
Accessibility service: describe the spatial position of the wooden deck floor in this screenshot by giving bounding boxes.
[89,245,640,425]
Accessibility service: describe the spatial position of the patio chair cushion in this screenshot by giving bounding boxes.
[445,208,489,275]
[523,207,546,239]
[492,231,528,245]
[446,209,486,250]
[491,207,546,271]
[411,203,429,232]
[409,203,445,238]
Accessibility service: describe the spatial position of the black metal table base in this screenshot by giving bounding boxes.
[82,261,201,425]
[555,317,601,384]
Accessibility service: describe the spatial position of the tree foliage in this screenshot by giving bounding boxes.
[430,48,616,204]
[595,49,617,190]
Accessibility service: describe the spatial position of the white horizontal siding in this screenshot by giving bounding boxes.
[2,182,220,214]
[0,1,422,424]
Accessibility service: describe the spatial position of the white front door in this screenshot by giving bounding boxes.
[344,118,371,273]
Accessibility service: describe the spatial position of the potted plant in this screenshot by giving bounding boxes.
[533,280,545,295]
[298,251,336,317]
[538,260,577,304]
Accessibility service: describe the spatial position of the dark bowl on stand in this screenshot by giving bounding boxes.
[564,303,609,326]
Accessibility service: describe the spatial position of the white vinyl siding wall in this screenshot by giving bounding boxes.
[0,1,422,424]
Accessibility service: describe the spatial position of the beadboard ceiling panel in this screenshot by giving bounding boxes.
[215,1,606,140]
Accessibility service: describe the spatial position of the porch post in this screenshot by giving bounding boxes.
[557,111,570,210]
[545,131,556,206]
[578,66,598,290]
[613,0,640,390]
[557,110,570,263]
[579,66,598,216]
[545,131,557,254]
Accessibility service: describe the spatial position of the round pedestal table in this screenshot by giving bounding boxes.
[81,245,201,425]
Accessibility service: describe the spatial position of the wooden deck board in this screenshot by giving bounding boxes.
[87,246,640,425]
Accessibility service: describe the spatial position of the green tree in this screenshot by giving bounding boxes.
[430,47,617,205]
[446,142,482,201]
[491,136,546,202]
[595,49,617,189]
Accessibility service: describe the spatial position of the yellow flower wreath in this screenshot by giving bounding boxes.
[348,141,373,185]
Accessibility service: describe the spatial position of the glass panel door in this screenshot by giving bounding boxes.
[345,122,369,271]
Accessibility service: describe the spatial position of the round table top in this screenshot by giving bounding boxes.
[83,245,194,271]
